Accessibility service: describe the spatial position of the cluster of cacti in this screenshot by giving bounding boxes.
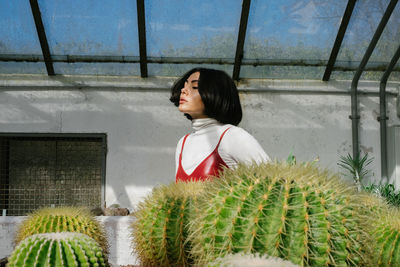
[207,253,300,267]
[188,163,371,266]
[131,181,205,266]
[131,162,380,266]
[8,232,107,267]
[15,206,108,255]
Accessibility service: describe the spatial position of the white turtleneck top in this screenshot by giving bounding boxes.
[175,118,270,175]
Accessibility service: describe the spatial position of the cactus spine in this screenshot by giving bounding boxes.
[207,253,300,267]
[7,232,107,267]
[131,181,205,267]
[15,207,108,255]
[188,162,371,266]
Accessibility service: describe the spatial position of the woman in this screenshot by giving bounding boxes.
[170,68,270,182]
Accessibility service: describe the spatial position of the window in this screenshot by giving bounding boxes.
[0,134,106,216]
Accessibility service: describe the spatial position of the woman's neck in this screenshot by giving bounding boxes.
[191,118,222,132]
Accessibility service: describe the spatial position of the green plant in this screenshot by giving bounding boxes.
[188,162,372,266]
[287,152,296,165]
[207,253,300,267]
[363,183,400,207]
[7,232,108,267]
[15,206,108,255]
[338,153,374,191]
[131,181,205,267]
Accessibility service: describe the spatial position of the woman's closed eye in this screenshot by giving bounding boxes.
[191,80,199,89]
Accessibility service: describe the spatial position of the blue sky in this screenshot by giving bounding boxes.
[0,0,398,63]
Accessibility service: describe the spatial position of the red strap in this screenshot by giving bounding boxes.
[216,127,231,148]
[179,134,190,162]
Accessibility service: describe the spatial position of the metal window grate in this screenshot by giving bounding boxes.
[0,134,106,216]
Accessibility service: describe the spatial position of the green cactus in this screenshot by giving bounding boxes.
[372,208,400,266]
[188,162,373,266]
[15,207,108,255]
[7,232,108,267]
[207,253,300,267]
[131,181,205,267]
[358,194,400,267]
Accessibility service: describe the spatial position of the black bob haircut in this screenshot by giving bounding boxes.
[169,68,242,126]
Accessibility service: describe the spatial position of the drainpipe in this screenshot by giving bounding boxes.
[350,0,398,160]
[379,44,400,182]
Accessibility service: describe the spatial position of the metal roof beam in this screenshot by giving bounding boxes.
[323,0,357,81]
[232,0,251,81]
[136,0,148,77]
[29,0,54,76]
[378,43,400,182]
[350,0,398,160]
[2,54,400,72]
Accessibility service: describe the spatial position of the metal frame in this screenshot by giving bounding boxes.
[323,0,357,81]
[136,0,148,77]
[233,0,251,81]
[0,132,107,210]
[379,44,400,182]
[350,0,398,160]
[29,0,54,76]
[2,54,399,73]
[0,0,397,80]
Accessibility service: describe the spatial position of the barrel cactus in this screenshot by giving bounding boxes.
[131,181,205,267]
[358,193,400,267]
[15,207,108,254]
[370,207,400,266]
[8,232,108,267]
[188,162,373,266]
[208,253,300,267]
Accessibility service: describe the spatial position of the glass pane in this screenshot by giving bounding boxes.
[54,62,140,76]
[148,64,233,77]
[0,62,46,74]
[145,0,242,58]
[0,0,42,54]
[335,0,391,64]
[38,0,139,56]
[243,0,348,60]
[240,65,325,79]
[369,2,400,65]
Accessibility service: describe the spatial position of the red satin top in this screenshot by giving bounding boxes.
[176,127,231,182]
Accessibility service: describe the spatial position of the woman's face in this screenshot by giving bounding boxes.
[179,71,207,119]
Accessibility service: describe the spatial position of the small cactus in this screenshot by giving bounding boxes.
[208,253,300,267]
[7,232,108,267]
[131,181,205,267]
[15,207,108,254]
[188,162,372,266]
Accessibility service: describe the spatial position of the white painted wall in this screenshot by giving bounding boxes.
[0,75,399,211]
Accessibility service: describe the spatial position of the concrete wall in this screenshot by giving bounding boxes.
[0,75,399,210]
[0,216,136,266]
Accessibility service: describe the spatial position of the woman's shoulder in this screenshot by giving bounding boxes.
[219,125,270,163]
[176,133,189,146]
[224,124,255,139]
[222,125,265,150]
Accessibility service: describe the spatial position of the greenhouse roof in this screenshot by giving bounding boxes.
[0,0,399,81]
